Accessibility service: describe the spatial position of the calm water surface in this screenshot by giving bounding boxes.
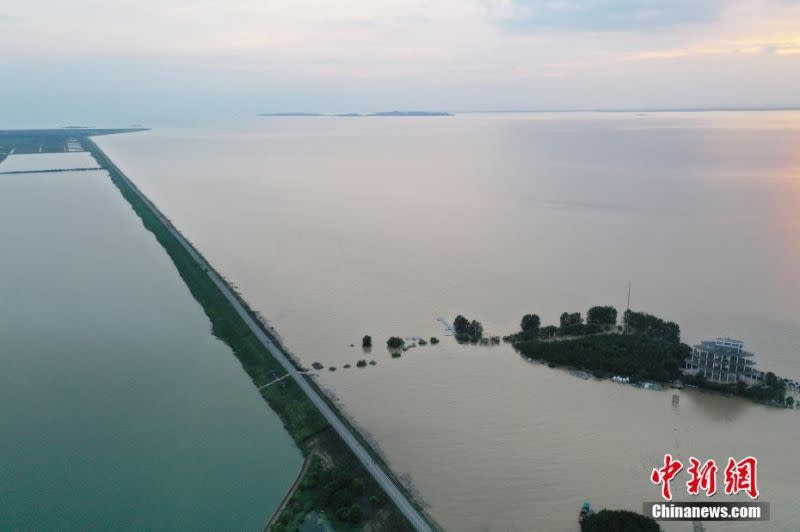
[0,152,99,172]
[96,112,800,530]
[0,166,301,530]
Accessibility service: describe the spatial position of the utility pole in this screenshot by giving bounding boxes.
[627,281,631,311]
[624,281,631,334]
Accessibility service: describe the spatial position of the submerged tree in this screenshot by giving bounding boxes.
[454,314,484,342]
[453,315,470,335]
[386,336,405,349]
[520,314,541,338]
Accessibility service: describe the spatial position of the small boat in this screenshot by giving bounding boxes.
[579,501,594,523]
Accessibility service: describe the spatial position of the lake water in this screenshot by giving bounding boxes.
[96,112,800,531]
[0,165,302,529]
[0,152,99,172]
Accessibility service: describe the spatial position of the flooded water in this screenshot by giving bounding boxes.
[95,112,800,531]
[0,165,302,529]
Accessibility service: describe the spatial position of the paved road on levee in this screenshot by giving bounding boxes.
[93,140,433,532]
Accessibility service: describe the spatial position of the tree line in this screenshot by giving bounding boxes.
[509,305,621,341]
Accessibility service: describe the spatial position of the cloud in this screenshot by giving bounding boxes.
[490,0,724,31]
[626,35,800,61]
[1,0,799,119]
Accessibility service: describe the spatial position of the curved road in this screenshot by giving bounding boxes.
[90,139,433,532]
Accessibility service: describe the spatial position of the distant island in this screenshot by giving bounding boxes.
[258,110,453,117]
[369,111,452,116]
[258,112,324,117]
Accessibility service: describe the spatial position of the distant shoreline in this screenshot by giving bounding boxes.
[258,110,453,117]
[454,106,800,114]
[257,107,800,118]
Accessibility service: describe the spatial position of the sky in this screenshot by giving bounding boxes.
[1,0,800,126]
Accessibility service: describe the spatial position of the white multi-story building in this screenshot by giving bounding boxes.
[683,337,762,384]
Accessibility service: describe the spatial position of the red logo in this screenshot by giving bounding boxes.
[650,454,683,501]
[651,455,759,500]
[724,456,759,499]
[686,457,717,497]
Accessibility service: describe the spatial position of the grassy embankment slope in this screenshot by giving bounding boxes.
[86,138,417,531]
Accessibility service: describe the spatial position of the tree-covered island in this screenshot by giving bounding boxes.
[507,306,795,407]
[509,308,688,382]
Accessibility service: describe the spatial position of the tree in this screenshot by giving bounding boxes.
[453,315,470,335]
[587,306,617,326]
[362,335,372,348]
[335,504,363,524]
[520,314,541,337]
[765,371,779,388]
[387,337,404,348]
[559,312,584,336]
[453,314,484,342]
[347,504,363,523]
[581,509,661,532]
[351,477,365,495]
[623,310,680,343]
[356,359,367,368]
[560,312,582,328]
[540,325,559,339]
[786,396,795,408]
[470,320,483,339]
